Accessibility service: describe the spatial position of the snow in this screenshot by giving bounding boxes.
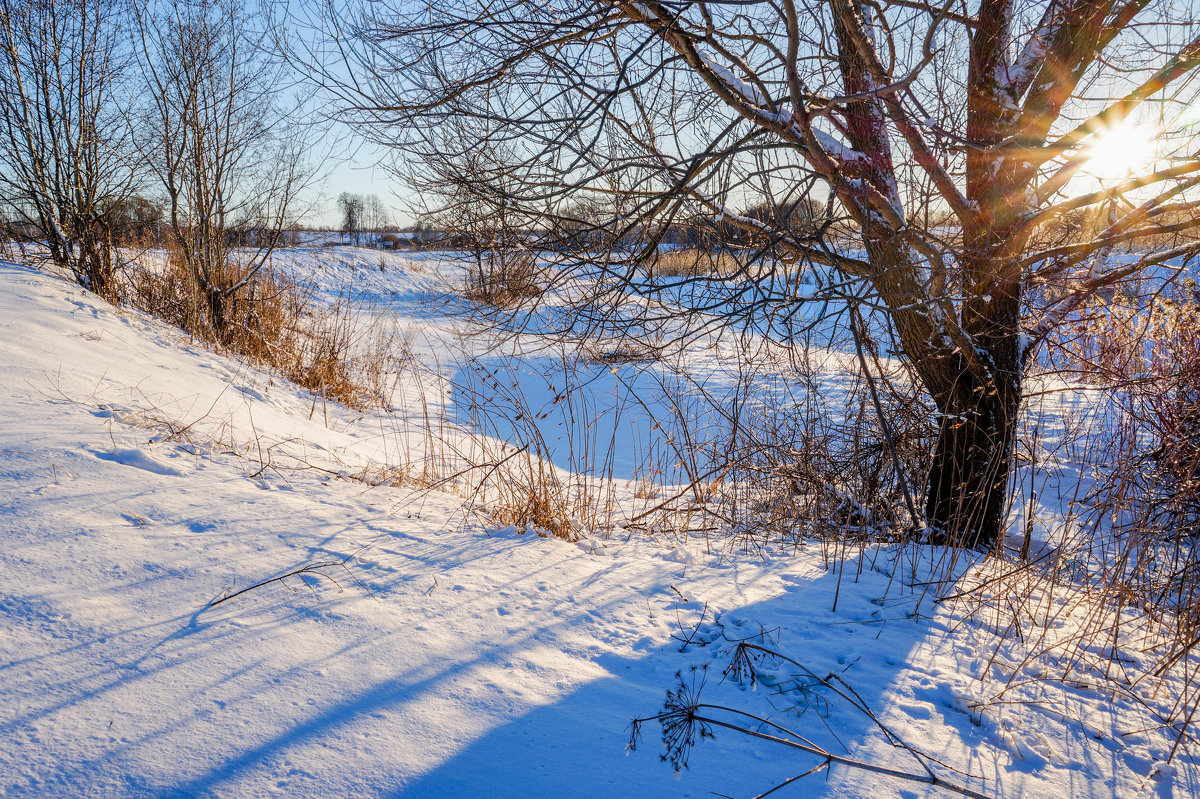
[1,251,1198,797]
[697,52,770,108]
[1006,25,1051,95]
[811,128,867,163]
[91,446,187,476]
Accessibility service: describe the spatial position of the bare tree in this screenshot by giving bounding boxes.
[0,0,135,296]
[312,0,1200,548]
[337,191,364,243]
[337,192,392,243]
[134,0,310,338]
[404,129,543,302]
[364,193,391,234]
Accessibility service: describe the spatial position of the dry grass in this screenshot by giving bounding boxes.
[123,246,403,410]
[620,344,929,554]
[577,336,661,365]
[480,450,576,539]
[646,248,737,278]
[463,249,542,306]
[944,279,1200,762]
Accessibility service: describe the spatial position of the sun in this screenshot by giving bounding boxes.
[1081,119,1159,182]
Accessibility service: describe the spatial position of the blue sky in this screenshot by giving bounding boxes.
[301,130,414,229]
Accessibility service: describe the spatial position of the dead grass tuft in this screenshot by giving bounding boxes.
[463,249,542,306]
[578,337,661,365]
[646,248,734,278]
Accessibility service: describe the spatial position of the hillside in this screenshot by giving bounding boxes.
[0,253,1195,798]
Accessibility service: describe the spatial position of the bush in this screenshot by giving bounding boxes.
[463,248,542,306]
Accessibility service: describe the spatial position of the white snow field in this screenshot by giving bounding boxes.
[1,251,1196,798]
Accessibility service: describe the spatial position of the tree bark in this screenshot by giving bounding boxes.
[925,372,1021,549]
[923,283,1023,550]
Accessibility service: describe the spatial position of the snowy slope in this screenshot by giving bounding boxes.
[0,256,1196,798]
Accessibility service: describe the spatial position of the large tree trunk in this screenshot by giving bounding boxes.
[925,369,1021,549]
[822,0,1033,550]
[923,288,1024,549]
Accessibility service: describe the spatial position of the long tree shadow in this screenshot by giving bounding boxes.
[387,551,971,799]
[386,547,1160,799]
[5,533,1160,799]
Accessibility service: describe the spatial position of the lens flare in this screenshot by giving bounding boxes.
[1082,120,1158,181]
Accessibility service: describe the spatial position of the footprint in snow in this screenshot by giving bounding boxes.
[68,299,99,317]
[234,385,267,402]
[92,447,184,477]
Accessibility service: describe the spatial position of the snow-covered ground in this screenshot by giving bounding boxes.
[1,251,1196,797]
